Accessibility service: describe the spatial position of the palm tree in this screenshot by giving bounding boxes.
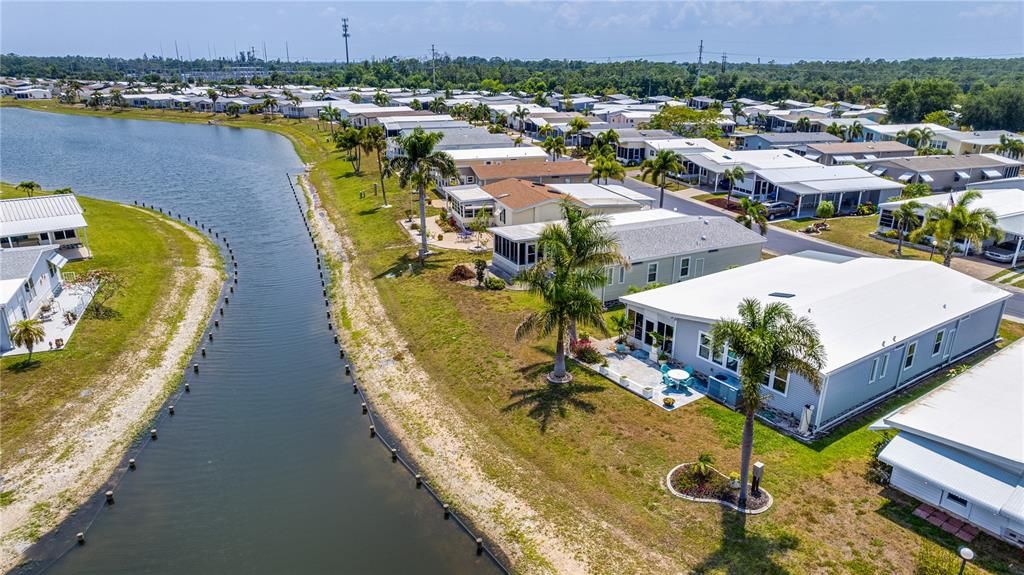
[225,102,242,118]
[994,134,1024,159]
[729,102,745,124]
[511,104,530,134]
[735,198,768,235]
[710,299,826,509]
[567,116,590,147]
[825,122,847,140]
[640,149,682,208]
[794,117,812,132]
[109,89,126,109]
[891,200,923,257]
[541,136,566,162]
[388,128,458,261]
[429,97,447,114]
[513,135,524,148]
[692,452,715,479]
[324,106,342,135]
[537,124,554,139]
[86,92,104,109]
[334,127,364,172]
[16,181,40,197]
[262,96,278,117]
[10,318,46,363]
[373,91,390,107]
[207,88,219,113]
[847,120,864,142]
[515,202,623,380]
[912,190,1002,266]
[349,92,363,104]
[722,166,746,207]
[589,155,625,185]
[363,125,390,207]
[532,92,548,107]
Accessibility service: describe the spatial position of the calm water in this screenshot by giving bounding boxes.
[1,108,498,574]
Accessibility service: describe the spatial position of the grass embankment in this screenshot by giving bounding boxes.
[10,101,1021,574]
[0,183,214,467]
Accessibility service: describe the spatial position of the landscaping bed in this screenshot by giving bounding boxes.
[667,463,772,513]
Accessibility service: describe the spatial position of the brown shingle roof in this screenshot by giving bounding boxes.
[471,160,592,181]
[482,179,568,210]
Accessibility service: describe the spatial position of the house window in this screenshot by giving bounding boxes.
[647,262,658,283]
[869,357,879,383]
[618,266,625,284]
[763,368,789,394]
[606,267,614,286]
[879,353,889,379]
[698,331,712,360]
[725,349,739,372]
[679,257,690,279]
[932,330,944,355]
[904,342,917,370]
[632,312,645,340]
[656,322,674,355]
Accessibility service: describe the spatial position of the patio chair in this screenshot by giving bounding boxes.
[660,363,671,374]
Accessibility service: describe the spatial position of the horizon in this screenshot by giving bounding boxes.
[2,1,1023,64]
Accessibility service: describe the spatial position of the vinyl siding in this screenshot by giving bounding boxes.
[890,466,943,506]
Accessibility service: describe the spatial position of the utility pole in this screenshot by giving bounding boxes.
[286,42,290,64]
[431,44,437,90]
[721,52,727,74]
[694,39,704,93]
[262,42,268,62]
[342,18,350,64]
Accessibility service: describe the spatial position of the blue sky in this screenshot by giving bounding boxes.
[2,1,1022,63]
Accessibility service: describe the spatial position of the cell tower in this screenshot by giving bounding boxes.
[342,18,351,64]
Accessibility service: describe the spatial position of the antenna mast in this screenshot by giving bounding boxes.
[342,18,351,64]
[431,44,437,89]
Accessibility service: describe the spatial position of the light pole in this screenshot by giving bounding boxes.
[930,239,938,262]
[957,546,974,575]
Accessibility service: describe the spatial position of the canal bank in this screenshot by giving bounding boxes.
[1,108,502,574]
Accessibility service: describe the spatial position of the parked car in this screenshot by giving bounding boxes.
[762,201,796,219]
[984,241,1021,264]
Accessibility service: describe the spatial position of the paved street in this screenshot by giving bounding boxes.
[617,177,1024,320]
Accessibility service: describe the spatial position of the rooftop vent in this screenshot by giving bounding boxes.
[768,292,795,298]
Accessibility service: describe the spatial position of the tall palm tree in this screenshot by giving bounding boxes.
[325,107,342,135]
[994,134,1024,159]
[511,104,530,133]
[225,102,242,118]
[567,116,590,147]
[825,122,847,140]
[363,125,390,207]
[373,91,390,107]
[640,149,682,208]
[262,96,278,117]
[515,202,623,380]
[710,299,826,509]
[735,197,768,235]
[722,166,746,207]
[537,124,554,138]
[109,89,126,109]
[429,97,447,114]
[388,128,458,261]
[730,102,745,124]
[349,92,363,104]
[912,190,1002,266]
[541,136,567,162]
[207,88,219,113]
[847,120,864,142]
[891,200,923,257]
[10,318,46,363]
[794,117,812,133]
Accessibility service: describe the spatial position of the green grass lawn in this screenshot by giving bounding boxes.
[0,182,216,463]
[773,215,941,261]
[14,102,1022,574]
[693,191,729,203]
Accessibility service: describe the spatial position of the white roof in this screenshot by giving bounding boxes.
[879,433,1024,521]
[686,149,819,172]
[445,147,548,162]
[880,339,1024,470]
[545,183,654,208]
[620,252,1011,373]
[646,138,728,155]
[754,165,904,195]
[0,195,88,237]
[880,188,1024,236]
[867,123,953,136]
[447,184,493,203]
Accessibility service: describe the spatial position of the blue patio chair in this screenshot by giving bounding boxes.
[660,363,671,374]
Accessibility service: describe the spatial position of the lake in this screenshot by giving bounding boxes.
[0,108,500,574]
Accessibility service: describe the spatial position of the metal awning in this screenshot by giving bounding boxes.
[872,167,886,176]
[898,172,914,182]
[956,170,971,180]
[47,252,68,268]
[862,154,878,160]
[834,155,857,163]
[983,169,1002,179]
[803,152,821,161]
[920,174,935,183]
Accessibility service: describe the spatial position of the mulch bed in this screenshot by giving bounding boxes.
[669,463,771,512]
[704,197,742,214]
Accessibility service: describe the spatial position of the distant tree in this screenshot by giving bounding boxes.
[566,116,590,146]
[541,135,566,162]
[511,104,530,134]
[410,98,422,111]
[429,97,446,113]
[589,155,625,184]
[730,102,745,124]
[349,92,362,104]
[206,88,219,112]
[225,102,242,117]
[912,190,1002,266]
[109,89,126,108]
[9,318,46,363]
[16,181,40,197]
[373,91,389,106]
[899,182,932,199]
[921,110,951,127]
[362,125,390,207]
[825,122,847,140]
[735,197,768,236]
[262,95,278,117]
[847,120,864,141]
[994,133,1024,159]
[891,200,923,256]
[639,149,682,208]
[794,117,812,132]
[722,166,746,207]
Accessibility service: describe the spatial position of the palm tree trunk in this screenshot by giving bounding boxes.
[943,244,955,267]
[659,182,666,209]
[567,320,578,346]
[418,187,429,261]
[377,152,388,207]
[896,223,904,256]
[737,410,756,509]
[553,321,567,380]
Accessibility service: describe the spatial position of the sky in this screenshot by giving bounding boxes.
[2,1,1023,64]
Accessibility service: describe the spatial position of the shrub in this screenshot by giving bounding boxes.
[410,223,420,230]
[448,264,475,282]
[573,343,603,364]
[692,452,715,480]
[914,545,980,575]
[882,230,900,239]
[483,276,505,290]
[856,202,877,216]
[865,432,893,485]
[816,200,835,220]
[473,259,487,285]
[437,233,444,241]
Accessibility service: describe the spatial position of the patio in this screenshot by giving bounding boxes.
[587,338,706,411]
[1,282,95,358]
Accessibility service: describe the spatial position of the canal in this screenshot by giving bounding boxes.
[1,108,500,574]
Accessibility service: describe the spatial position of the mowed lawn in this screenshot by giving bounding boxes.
[773,215,936,260]
[312,157,1024,573]
[0,183,207,463]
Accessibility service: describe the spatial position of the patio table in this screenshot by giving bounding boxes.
[666,369,690,385]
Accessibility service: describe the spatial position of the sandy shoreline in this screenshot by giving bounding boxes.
[0,211,223,572]
[301,173,600,574]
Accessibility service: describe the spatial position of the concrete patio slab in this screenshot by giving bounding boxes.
[585,338,706,411]
[1,282,95,357]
